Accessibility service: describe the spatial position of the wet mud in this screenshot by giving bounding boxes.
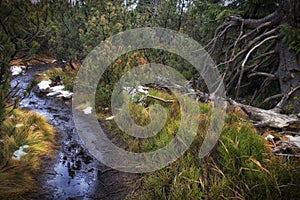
[11,64,136,200]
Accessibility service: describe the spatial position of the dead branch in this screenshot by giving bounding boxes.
[278,131,300,136]
[229,98,300,129]
[259,93,283,106]
[241,35,278,68]
[263,153,300,158]
[228,10,280,29]
[273,85,300,111]
[248,72,276,79]
[145,94,175,103]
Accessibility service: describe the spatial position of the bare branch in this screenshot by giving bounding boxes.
[259,93,283,106]
[248,72,276,79]
[273,85,300,112]
[253,50,276,62]
[228,10,280,29]
[241,35,279,68]
[145,94,175,103]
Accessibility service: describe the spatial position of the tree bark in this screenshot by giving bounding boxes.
[277,42,300,113]
[276,0,300,113]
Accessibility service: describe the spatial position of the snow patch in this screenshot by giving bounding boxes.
[37,80,73,99]
[265,134,274,141]
[10,65,26,76]
[105,116,115,121]
[38,80,52,91]
[57,90,73,99]
[83,106,92,114]
[123,85,149,99]
[12,145,29,160]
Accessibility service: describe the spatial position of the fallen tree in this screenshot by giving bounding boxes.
[151,76,300,130]
[206,0,300,114]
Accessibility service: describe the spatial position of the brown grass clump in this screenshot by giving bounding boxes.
[0,108,56,199]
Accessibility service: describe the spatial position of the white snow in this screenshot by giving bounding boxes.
[105,116,115,120]
[123,85,149,98]
[47,91,61,97]
[265,134,274,141]
[38,80,52,91]
[137,85,149,94]
[83,106,92,114]
[287,135,300,148]
[37,80,73,99]
[46,85,65,97]
[15,123,24,128]
[57,90,73,99]
[12,145,29,160]
[51,85,65,91]
[10,65,26,76]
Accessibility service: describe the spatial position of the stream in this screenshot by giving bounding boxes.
[11,64,136,200]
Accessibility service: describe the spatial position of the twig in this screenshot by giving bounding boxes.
[146,94,175,103]
[248,72,276,79]
[274,85,300,111]
[241,35,278,68]
[259,93,283,106]
[263,153,300,158]
[278,131,300,136]
[235,35,278,98]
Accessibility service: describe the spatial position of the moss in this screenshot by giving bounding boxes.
[283,103,294,114]
[293,96,299,101]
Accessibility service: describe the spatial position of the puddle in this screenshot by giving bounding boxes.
[11,64,97,199]
[11,64,136,199]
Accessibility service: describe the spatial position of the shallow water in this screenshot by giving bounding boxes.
[11,64,135,199]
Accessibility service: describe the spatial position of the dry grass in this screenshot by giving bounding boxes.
[0,108,56,199]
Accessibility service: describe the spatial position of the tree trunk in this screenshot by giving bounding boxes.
[276,0,300,114]
[277,42,300,114]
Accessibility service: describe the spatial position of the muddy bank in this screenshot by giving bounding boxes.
[11,64,136,199]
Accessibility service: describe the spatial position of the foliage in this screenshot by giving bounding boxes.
[0,0,48,124]
[46,0,86,63]
[2,0,300,198]
[227,0,279,18]
[281,23,300,55]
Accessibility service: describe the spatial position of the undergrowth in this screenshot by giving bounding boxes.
[33,67,76,92]
[0,108,56,199]
[97,89,300,199]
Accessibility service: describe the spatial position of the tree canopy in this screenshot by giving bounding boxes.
[1,0,300,117]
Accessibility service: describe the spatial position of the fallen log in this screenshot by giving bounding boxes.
[148,76,300,129]
[228,99,300,129]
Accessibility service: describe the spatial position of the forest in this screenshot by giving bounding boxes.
[0,0,300,199]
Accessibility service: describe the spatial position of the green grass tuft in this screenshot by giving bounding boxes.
[97,88,300,200]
